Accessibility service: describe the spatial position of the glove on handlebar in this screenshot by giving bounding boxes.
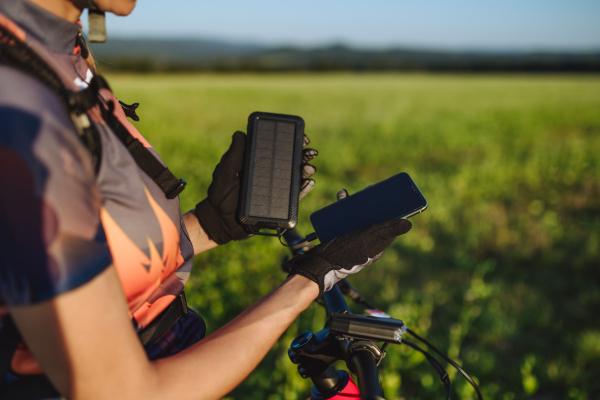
[196,131,318,245]
[284,218,412,294]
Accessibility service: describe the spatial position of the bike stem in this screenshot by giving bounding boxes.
[348,350,385,399]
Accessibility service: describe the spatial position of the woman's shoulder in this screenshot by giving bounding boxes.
[0,64,71,126]
[0,64,93,177]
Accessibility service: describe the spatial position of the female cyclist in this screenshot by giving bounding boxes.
[0,0,412,399]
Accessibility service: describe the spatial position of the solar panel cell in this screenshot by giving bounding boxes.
[258,120,276,131]
[246,119,298,219]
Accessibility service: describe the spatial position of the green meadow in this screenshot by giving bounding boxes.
[107,73,600,400]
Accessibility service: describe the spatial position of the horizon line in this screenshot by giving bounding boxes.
[92,35,600,55]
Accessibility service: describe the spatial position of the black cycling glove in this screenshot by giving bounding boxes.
[195,131,318,245]
[283,218,412,295]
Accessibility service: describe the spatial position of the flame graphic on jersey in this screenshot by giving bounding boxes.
[100,184,184,328]
[143,185,184,274]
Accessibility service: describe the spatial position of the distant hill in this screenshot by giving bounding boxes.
[91,38,265,62]
[90,38,600,72]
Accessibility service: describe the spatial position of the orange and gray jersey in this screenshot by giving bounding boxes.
[0,0,196,374]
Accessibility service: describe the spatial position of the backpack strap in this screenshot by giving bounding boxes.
[0,23,186,199]
[0,20,102,174]
[99,99,187,199]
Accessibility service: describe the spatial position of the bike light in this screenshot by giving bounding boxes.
[328,313,406,343]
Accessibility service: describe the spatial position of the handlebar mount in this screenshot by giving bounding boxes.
[282,227,483,400]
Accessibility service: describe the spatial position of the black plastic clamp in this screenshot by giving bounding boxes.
[166,179,187,199]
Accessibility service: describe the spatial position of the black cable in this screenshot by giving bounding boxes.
[277,230,296,247]
[403,340,445,377]
[278,231,319,248]
[248,226,281,238]
[403,340,451,400]
[407,328,483,400]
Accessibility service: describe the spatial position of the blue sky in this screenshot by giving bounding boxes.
[94,0,600,51]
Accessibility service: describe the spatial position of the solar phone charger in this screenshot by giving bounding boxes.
[238,112,305,232]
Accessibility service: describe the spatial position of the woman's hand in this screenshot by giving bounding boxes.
[193,131,318,246]
[283,189,412,294]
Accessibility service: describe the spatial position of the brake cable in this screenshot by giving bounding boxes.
[403,339,451,400]
[406,328,483,400]
[338,278,483,400]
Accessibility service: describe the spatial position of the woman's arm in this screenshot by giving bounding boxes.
[10,265,319,400]
[182,209,219,255]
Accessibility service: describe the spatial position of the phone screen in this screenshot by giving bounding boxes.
[310,172,427,242]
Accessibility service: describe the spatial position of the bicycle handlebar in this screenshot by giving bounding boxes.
[324,284,350,315]
[282,228,384,399]
[283,228,483,400]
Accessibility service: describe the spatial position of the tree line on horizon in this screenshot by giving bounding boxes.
[91,39,600,73]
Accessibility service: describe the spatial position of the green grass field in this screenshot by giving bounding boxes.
[107,73,600,400]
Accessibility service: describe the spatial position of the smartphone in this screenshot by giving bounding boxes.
[238,112,305,231]
[310,172,427,242]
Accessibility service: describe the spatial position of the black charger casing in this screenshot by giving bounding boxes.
[238,112,305,231]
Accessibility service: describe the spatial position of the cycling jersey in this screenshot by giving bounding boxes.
[0,0,203,380]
